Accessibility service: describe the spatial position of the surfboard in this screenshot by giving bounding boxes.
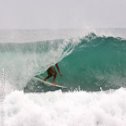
[33,77,67,89]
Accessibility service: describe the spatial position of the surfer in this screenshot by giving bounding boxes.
[44,63,62,83]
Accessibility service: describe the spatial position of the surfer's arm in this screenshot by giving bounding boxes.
[55,63,62,76]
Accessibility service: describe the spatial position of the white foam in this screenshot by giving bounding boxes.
[0,81,15,96]
[1,88,126,126]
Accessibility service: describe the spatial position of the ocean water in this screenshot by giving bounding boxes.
[0,29,126,126]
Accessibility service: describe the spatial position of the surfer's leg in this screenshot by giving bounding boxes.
[52,72,57,83]
[44,74,52,81]
[44,66,57,82]
[44,68,52,81]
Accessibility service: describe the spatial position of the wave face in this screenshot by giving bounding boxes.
[0,33,126,91]
[57,34,126,91]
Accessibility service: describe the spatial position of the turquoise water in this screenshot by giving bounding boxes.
[57,34,126,91]
[20,33,126,91]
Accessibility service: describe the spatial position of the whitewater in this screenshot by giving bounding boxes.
[0,29,126,126]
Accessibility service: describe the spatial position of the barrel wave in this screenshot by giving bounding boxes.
[1,33,126,92]
[25,33,126,92]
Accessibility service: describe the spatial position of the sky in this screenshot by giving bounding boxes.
[0,0,126,29]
